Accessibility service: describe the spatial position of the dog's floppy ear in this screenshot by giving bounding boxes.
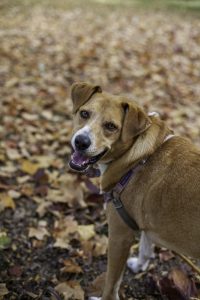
[71,82,102,113]
[121,102,151,141]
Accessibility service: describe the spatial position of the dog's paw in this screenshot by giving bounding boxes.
[89,297,101,300]
[127,257,150,273]
[127,257,141,273]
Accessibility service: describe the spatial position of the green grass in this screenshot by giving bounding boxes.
[1,0,200,15]
[136,0,200,12]
[93,0,200,14]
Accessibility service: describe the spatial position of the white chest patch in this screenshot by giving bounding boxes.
[98,163,108,175]
[148,111,160,117]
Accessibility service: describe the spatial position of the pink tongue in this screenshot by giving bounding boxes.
[71,151,90,166]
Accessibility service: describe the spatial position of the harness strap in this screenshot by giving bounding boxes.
[103,160,146,231]
[112,190,140,231]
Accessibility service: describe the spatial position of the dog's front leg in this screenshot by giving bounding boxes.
[101,202,135,300]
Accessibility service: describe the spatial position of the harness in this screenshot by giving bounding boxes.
[103,160,146,231]
[103,134,175,231]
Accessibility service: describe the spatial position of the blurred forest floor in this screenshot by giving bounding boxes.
[0,0,200,299]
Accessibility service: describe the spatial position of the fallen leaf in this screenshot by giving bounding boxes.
[159,250,175,262]
[53,238,71,250]
[0,283,9,297]
[156,268,198,300]
[28,227,50,241]
[53,216,79,249]
[87,273,105,298]
[17,175,31,184]
[55,281,84,300]
[6,148,21,160]
[0,153,5,162]
[77,225,95,241]
[61,259,83,274]
[36,201,51,217]
[169,268,198,299]
[33,168,49,185]
[20,184,34,197]
[93,235,108,256]
[157,276,185,300]
[5,77,19,88]
[20,160,40,175]
[8,190,21,199]
[0,193,15,211]
[33,155,56,168]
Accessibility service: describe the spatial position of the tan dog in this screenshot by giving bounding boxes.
[69,82,200,300]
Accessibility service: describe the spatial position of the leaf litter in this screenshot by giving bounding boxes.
[0,1,200,299]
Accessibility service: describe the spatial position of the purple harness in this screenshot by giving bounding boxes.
[84,161,144,231]
[103,159,146,231]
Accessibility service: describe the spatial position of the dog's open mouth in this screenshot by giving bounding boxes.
[69,149,107,172]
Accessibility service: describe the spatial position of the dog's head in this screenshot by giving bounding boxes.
[69,82,151,172]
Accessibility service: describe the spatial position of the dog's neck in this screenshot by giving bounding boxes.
[101,117,173,191]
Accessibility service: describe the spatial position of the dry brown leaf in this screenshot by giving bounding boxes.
[46,189,67,203]
[87,273,105,298]
[8,190,21,199]
[0,193,15,211]
[53,238,71,249]
[77,225,95,241]
[33,155,56,168]
[28,227,50,241]
[0,283,9,297]
[17,175,31,184]
[6,148,21,160]
[36,201,51,217]
[20,184,34,197]
[159,250,175,262]
[169,268,197,299]
[20,160,40,175]
[53,216,79,249]
[93,235,108,256]
[5,78,19,88]
[0,153,5,162]
[61,259,83,274]
[82,235,107,257]
[55,281,84,300]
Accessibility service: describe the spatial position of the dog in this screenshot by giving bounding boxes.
[69,82,200,300]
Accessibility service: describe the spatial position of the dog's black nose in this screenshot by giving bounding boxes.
[75,135,91,151]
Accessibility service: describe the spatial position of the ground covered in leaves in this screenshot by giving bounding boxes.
[0,1,200,299]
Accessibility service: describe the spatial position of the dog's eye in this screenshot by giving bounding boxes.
[80,110,90,119]
[104,122,118,131]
